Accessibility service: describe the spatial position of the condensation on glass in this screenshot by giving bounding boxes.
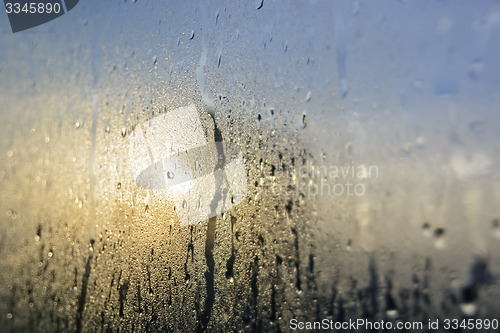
[1,1,500,332]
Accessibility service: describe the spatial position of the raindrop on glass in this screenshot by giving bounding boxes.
[415,136,425,149]
[340,79,348,98]
[300,113,307,129]
[460,302,477,317]
[385,309,399,320]
[433,228,446,249]
[421,222,432,237]
[304,91,311,103]
[492,218,500,239]
[468,60,482,80]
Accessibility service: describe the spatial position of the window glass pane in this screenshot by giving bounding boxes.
[1,1,499,331]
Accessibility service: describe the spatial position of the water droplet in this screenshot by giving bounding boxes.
[352,1,360,16]
[385,309,399,319]
[117,182,122,189]
[421,222,432,237]
[403,142,412,154]
[304,91,311,103]
[340,79,348,98]
[6,150,13,157]
[121,127,127,138]
[182,200,187,208]
[255,0,264,10]
[190,30,195,40]
[345,142,353,156]
[6,313,12,319]
[44,136,50,143]
[460,302,477,316]
[468,60,482,80]
[492,218,500,239]
[167,171,174,179]
[48,250,53,258]
[412,80,423,92]
[300,113,307,129]
[434,228,446,249]
[75,121,80,128]
[215,9,220,25]
[7,209,17,219]
[434,228,445,237]
[415,136,425,148]
[105,126,111,133]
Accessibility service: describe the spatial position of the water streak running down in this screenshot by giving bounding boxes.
[88,94,98,243]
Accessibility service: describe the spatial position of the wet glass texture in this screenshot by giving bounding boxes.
[1,1,500,332]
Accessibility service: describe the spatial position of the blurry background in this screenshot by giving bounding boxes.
[1,0,500,331]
